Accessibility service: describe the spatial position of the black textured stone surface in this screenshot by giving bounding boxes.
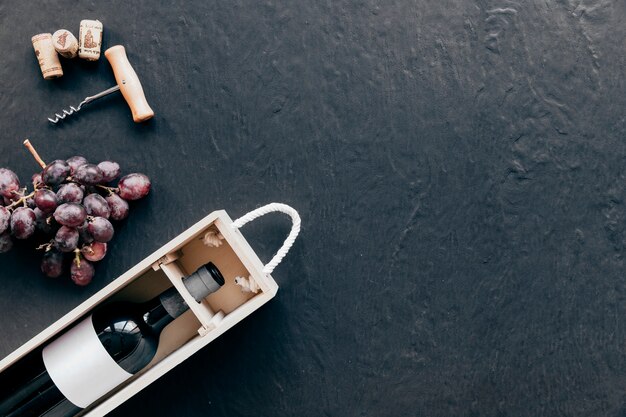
[1,1,626,416]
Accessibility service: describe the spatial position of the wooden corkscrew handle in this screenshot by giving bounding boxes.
[104,45,154,123]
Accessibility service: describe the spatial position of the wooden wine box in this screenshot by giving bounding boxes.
[0,205,299,416]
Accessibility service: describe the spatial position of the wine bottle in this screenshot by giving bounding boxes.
[0,262,225,417]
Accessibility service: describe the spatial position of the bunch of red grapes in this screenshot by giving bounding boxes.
[0,141,150,286]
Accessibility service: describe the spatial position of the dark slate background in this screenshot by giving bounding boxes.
[1,0,625,416]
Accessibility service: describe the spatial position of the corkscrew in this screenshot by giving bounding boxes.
[48,85,120,123]
[48,45,154,125]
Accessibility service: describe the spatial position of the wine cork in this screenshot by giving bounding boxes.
[78,20,103,61]
[52,29,78,59]
[31,33,63,79]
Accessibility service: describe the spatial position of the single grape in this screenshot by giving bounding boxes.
[53,203,86,228]
[0,231,13,253]
[82,242,107,262]
[77,221,94,244]
[34,207,54,234]
[75,164,103,185]
[11,207,36,239]
[118,173,151,200]
[41,250,64,278]
[0,168,20,198]
[34,189,58,213]
[26,197,36,209]
[71,256,94,286]
[66,156,89,175]
[32,173,43,189]
[105,193,129,221]
[54,226,79,252]
[87,217,114,242]
[56,183,84,204]
[83,194,110,218]
[97,161,121,182]
[42,160,71,186]
[0,206,9,233]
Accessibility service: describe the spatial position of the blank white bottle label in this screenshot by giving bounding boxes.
[42,315,133,408]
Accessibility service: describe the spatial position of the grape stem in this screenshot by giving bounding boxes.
[66,179,118,195]
[95,184,119,194]
[36,242,53,251]
[73,249,81,267]
[6,191,35,210]
[23,140,47,169]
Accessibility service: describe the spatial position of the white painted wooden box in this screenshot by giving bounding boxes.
[0,204,300,416]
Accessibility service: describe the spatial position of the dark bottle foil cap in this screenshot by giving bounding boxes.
[183,262,225,303]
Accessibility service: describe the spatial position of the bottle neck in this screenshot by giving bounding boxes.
[120,262,226,336]
[141,290,178,335]
[155,262,226,321]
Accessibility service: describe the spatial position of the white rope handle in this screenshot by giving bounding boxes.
[232,203,301,275]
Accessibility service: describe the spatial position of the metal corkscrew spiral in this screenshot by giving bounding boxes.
[48,85,121,124]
